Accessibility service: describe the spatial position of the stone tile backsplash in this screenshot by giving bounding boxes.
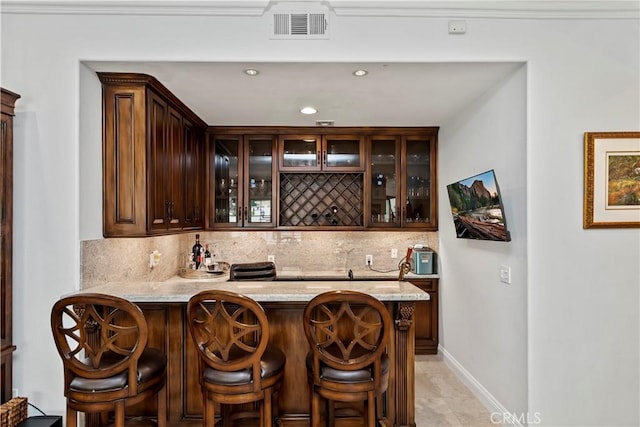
[81,231,438,288]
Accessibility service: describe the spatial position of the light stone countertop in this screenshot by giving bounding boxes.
[274,268,438,281]
[74,276,430,303]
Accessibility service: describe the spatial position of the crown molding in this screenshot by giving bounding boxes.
[331,1,640,19]
[1,0,638,19]
[0,1,271,16]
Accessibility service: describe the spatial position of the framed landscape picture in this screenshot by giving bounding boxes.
[446,169,511,241]
[583,131,640,228]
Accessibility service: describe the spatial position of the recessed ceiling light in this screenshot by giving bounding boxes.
[243,68,260,76]
[352,69,368,77]
[300,106,317,115]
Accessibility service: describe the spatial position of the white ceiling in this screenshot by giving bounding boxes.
[85,61,523,127]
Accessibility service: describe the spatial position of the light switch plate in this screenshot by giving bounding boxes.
[499,265,511,284]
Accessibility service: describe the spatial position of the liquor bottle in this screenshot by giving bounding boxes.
[192,234,203,269]
[204,244,212,267]
[405,197,413,222]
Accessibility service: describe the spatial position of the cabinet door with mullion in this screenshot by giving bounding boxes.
[244,135,277,228]
[278,134,364,172]
[209,134,276,229]
[209,135,243,229]
[401,135,437,229]
[278,135,321,172]
[322,134,365,172]
[367,136,401,227]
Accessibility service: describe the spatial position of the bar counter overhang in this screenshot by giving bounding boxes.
[72,278,430,427]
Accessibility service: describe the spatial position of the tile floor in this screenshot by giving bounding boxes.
[415,354,500,427]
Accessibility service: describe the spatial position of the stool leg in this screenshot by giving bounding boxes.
[221,404,232,427]
[326,400,334,427]
[366,391,375,427]
[157,383,167,427]
[264,389,273,427]
[65,407,77,427]
[310,389,321,427]
[204,391,215,427]
[114,401,125,427]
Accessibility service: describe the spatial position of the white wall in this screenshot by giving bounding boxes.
[439,65,528,419]
[2,4,639,426]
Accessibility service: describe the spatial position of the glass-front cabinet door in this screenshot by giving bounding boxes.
[367,134,437,229]
[402,135,437,229]
[322,135,365,171]
[368,136,400,227]
[245,136,276,226]
[279,134,364,172]
[279,135,321,171]
[209,134,276,228]
[211,136,241,227]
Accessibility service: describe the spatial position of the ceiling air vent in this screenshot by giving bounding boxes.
[270,11,329,39]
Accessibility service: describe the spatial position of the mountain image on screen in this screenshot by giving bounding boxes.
[446,169,511,242]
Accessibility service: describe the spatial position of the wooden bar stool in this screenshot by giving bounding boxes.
[303,290,392,427]
[186,290,285,427]
[50,293,167,427]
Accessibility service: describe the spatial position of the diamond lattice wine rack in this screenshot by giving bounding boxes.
[279,173,363,226]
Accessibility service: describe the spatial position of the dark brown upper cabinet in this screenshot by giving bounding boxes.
[366,132,438,230]
[99,73,207,237]
[98,72,438,235]
[207,133,277,229]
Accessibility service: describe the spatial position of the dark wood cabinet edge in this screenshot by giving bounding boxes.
[1,87,18,404]
[102,223,434,237]
[0,344,17,356]
[208,125,439,136]
[1,88,20,115]
[97,72,207,129]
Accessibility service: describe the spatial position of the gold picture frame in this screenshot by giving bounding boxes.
[584,131,640,228]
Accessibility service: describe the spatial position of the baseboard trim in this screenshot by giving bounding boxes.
[438,345,523,427]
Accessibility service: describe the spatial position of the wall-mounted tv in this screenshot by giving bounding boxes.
[446,169,511,242]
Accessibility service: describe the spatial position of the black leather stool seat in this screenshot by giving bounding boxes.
[203,345,286,386]
[51,293,167,427]
[303,291,393,427]
[187,290,286,427]
[306,352,390,383]
[69,348,166,392]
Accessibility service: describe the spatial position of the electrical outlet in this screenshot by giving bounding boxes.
[499,265,511,284]
[391,248,398,258]
[267,255,275,263]
[366,255,373,266]
[149,250,161,268]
